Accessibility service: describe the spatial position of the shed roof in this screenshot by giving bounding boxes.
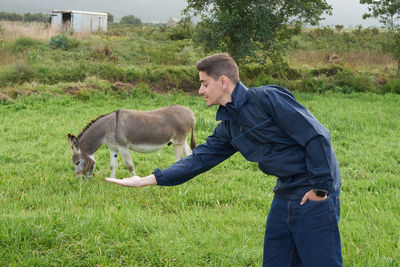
[52,10,107,16]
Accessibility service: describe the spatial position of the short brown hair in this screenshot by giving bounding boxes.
[196,53,239,84]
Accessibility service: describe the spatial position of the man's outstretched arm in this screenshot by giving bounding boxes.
[105,174,157,187]
[106,122,236,188]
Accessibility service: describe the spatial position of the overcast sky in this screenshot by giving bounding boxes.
[0,0,381,27]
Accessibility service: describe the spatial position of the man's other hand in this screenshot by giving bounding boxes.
[300,189,327,205]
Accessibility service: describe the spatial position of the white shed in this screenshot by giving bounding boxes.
[51,10,107,33]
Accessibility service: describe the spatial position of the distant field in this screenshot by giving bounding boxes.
[0,91,399,266]
[0,21,399,98]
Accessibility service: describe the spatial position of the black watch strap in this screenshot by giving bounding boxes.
[313,189,328,197]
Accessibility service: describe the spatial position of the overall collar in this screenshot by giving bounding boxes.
[216,81,249,121]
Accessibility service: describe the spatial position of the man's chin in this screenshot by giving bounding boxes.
[206,102,214,107]
[203,99,216,107]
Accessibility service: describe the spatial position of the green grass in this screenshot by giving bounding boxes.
[0,91,399,266]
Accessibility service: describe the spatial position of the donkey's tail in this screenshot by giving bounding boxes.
[190,126,196,150]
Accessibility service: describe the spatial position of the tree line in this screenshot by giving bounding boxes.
[0,11,51,23]
[0,11,143,26]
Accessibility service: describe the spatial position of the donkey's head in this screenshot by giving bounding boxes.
[67,133,95,179]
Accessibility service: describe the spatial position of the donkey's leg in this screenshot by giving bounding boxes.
[183,141,192,156]
[119,147,135,176]
[109,148,118,178]
[173,143,185,161]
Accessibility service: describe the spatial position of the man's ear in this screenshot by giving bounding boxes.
[220,75,229,90]
[220,75,233,92]
[67,133,81,154]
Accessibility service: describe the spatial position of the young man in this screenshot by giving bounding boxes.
[106,53,342,266]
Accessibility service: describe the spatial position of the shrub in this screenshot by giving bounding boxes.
[240,64,266,81]
[301,76,327,93]
[92,63,127,82]
[32,64,87,84]
[169,27,189,41]
[91,46,118,62]
[252,76,279,87]
[168,20,194,41]
[48,35,80,50]
[61,65,87,82]
[125,67,143,83]
[310,65,343,77]
[0,61,35,86]
[9,37,41,53]
[120,15,142,26]
[33,65,60,84]
[383,79,400,94]
[130,82,153,96]
[332,69,375,93]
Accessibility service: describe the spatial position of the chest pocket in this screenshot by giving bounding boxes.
[230,119,275,161]
[242,119,278,144]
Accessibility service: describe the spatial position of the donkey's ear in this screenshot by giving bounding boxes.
[67,133,80,153]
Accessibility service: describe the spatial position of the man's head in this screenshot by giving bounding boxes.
[196,53,239,107]
[196,53,239,84]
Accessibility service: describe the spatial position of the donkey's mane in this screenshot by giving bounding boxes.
[77,111,115,140]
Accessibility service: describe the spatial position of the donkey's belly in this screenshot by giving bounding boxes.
[128,143,167,153]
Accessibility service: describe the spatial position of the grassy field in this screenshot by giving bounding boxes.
[0,90,399,266]
[0,20,399,266]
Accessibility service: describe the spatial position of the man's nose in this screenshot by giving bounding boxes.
[198,86,204,95]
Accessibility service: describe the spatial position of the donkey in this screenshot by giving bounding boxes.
[67,105,196,179]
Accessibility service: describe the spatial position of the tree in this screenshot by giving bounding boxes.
[335,25,344,32]
[23,12,50,23]
[106,12,114,24]
[120,15,142,26]
[360,0,400,72]
[184,0,332,64]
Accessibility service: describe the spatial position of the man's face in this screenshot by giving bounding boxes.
[198,71,224,107]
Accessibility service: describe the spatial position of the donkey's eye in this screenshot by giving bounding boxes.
[75,161,80,166]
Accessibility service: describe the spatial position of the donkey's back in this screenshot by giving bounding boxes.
[116,105,195,149]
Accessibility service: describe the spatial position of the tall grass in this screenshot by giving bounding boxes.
[287,50,396,71]
[288,27,398,74]
[0,91,399,266]
[0,21,60,41]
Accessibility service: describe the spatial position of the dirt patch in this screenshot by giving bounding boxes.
[17,89,37,96]
[85,84,100,90]
[0,89,37,100]
[112,82,137,93]
[178,80,197,94]
[63,84,100,95]
[0,93,14,103]
[63,86,80,95]
[326,54,341,64]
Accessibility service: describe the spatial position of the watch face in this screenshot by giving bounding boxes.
[314,189,327,197]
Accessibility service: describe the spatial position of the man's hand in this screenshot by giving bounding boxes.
[300,189,327,205]
[105,174,157,187]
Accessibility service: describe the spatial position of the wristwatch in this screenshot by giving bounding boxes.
[313,189,328,197]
